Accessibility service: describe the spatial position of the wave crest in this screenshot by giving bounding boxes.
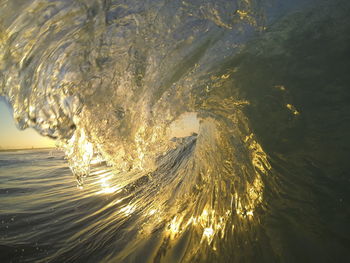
[0,0,272,261]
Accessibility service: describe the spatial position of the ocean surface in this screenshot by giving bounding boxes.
[1,0,350,262]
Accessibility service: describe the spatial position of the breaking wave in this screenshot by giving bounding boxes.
[1,0,350,262]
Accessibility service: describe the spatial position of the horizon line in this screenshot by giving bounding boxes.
[0,146,57,152]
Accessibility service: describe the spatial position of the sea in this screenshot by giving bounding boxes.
[0,0,350,262]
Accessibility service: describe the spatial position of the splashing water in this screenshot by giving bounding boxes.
[1,0,350,262]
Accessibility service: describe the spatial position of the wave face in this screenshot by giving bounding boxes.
[1,0,350,262]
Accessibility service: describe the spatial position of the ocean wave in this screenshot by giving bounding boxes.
[1,0,350,262]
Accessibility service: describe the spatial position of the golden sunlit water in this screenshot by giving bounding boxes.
[1,0,350,262]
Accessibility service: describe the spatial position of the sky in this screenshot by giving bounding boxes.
[0,96,200,149]
[169,112,200,138]
[0,99,55,149]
